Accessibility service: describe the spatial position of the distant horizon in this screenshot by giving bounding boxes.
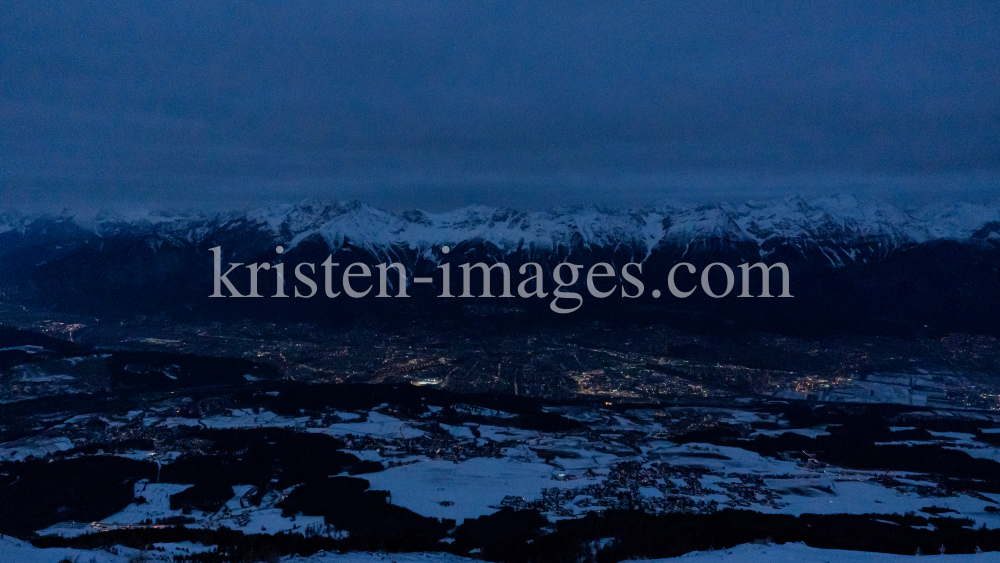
[4,182,1000,224]
[4,170,1000,216]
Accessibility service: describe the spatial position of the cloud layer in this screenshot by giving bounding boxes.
[2,1,998,210]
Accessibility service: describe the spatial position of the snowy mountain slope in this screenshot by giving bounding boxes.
[2,196,998,267]
[6,536,1000,563]
[243,195,1000,252]
[289,542,1000,562]
[231,195,1000,260]
[669,542,1000,561]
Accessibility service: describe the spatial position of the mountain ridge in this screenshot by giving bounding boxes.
[2,195,999,268]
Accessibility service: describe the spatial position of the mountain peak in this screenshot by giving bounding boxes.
[3,197,999,266]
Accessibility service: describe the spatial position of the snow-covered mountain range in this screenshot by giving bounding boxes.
[0,195,998,333]
[2,195,999,267]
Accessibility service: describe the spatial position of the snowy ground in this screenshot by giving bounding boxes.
[0,435,75,462]
[40,479,336,539]
[364,455,584,520]
[667,542,1000,562]
[0,535,216,563]
[283,551,478,563]
[22,404,1000,534]
[12,402,1000,561]
[10,536,1000,563]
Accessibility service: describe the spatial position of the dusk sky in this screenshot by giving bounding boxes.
[2,1,998,212]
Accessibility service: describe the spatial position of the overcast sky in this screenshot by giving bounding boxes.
[2,1,998,212]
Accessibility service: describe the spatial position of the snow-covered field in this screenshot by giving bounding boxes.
[23,404,1000,535]
[9,400,1000,562]
[364,456,576,521]
[9,536,1000,563]
[39,479,335,540]
[0,436,75,462]
[0,535,216,563]
[670,542,1000,562]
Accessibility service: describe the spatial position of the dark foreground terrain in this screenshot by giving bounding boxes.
[4,325,1000,561]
